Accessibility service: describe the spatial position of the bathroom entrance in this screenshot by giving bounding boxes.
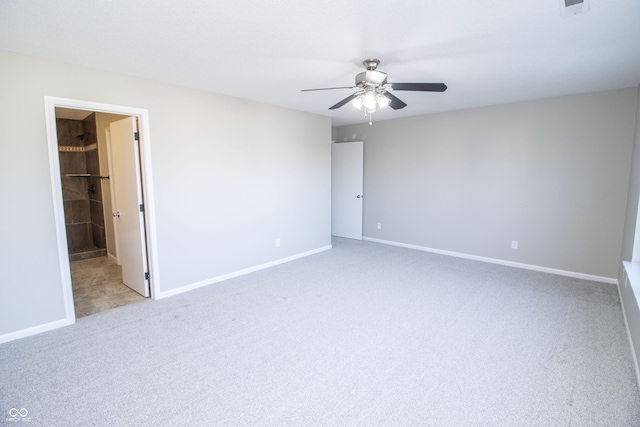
[46,98,158,321]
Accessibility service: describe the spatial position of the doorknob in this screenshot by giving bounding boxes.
[356,195,363,198]
[113,212,121,217]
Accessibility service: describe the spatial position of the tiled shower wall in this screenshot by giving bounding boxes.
[57,114,107,261]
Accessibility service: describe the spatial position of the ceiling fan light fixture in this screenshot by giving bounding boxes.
[362,90,377,111]
[352,90,390,113]
[376,93,391,109]
[352,93,365,109]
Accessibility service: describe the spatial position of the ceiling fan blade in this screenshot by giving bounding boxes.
[329,93,360,110]
[382,92,407,110]
[390,83,447,92]
[301,86,355,92]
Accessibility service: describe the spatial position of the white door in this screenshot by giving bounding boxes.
[110,117,150,297]
[332,141,364,240]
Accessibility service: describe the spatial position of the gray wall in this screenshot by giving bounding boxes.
[619,86,640,367]
[0,51,331,338]
[335,88,638,279]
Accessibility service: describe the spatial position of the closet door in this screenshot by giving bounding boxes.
[331,141,364,240]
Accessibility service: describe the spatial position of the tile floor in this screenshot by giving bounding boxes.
[70,256,147,318]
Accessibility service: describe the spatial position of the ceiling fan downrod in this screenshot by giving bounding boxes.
[362,59,380,71]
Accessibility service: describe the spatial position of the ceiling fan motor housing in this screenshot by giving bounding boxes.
[356,70,388,88]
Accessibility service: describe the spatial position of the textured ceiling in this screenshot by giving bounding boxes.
[1,0,639,126]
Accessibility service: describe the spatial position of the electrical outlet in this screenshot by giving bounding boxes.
[377,223,382,230]
[511,240,518,249]
[275,239,280,248]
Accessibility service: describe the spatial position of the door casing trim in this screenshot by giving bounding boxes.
[44,96,160,325]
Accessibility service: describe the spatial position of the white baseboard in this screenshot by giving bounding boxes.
[0,317,74,345]
[363,237,617,284]
[156,245,333,300]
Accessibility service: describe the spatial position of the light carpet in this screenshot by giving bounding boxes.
[1,238,639,426]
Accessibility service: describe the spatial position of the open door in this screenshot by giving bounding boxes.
[110,117,150,297]
[331,141,364,240]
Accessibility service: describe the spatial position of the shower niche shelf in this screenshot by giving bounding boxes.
[65,174,109,179]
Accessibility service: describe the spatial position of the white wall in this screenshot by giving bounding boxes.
[335,88,638,279]
[0,51,331,338]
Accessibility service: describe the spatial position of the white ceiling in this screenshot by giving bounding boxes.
[1,0,639,126]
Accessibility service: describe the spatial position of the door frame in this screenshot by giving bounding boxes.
[44,96,160,323]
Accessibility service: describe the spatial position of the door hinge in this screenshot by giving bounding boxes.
[145,272,150,281]
[139,203,144,212]
[134,131,139,141]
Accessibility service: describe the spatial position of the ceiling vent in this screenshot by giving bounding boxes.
[559,0,590,17]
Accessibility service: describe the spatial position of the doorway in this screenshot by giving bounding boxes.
[45,97,159,323]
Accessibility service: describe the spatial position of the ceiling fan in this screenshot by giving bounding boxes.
[302,59,447,123]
